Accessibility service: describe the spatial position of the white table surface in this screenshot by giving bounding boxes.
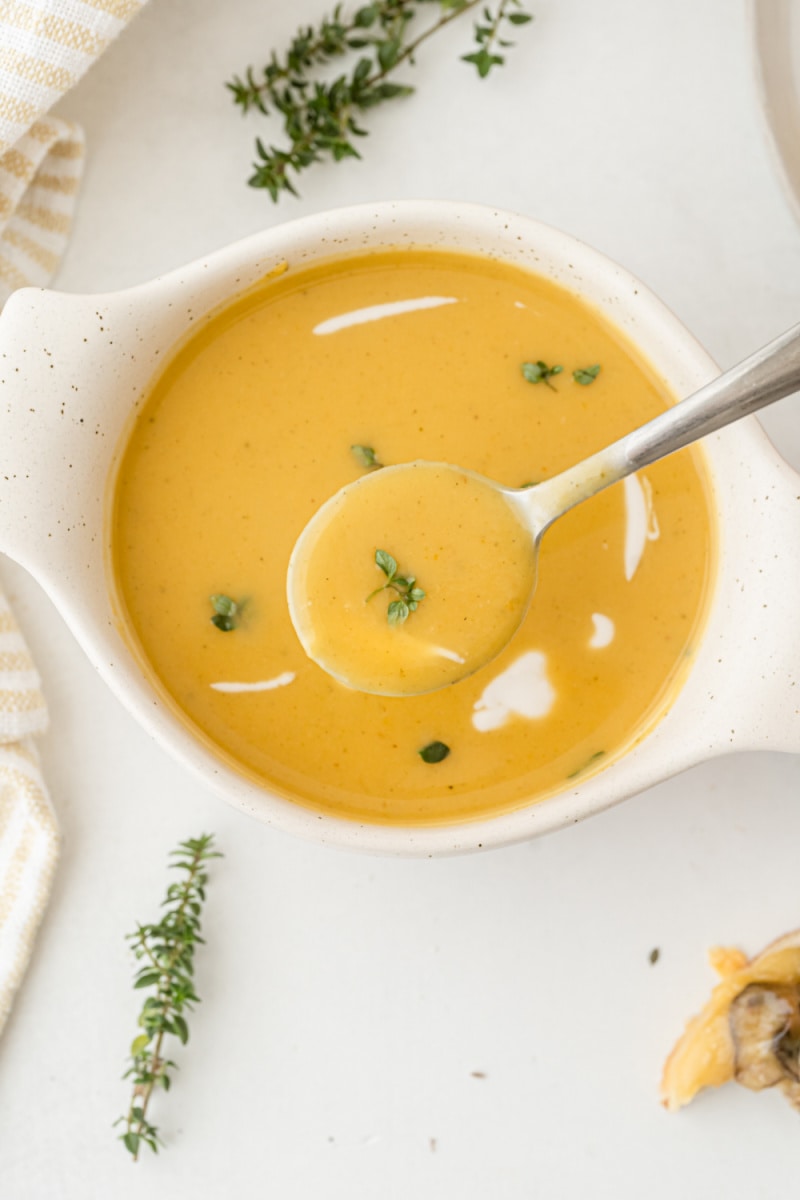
[2,0,800,1195]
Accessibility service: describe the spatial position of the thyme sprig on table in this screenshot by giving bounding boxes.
[228,0,532,200]
[116,834,221,1161]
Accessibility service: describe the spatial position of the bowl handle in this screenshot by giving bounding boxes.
[0,283,164,592]
[0,288,56,574]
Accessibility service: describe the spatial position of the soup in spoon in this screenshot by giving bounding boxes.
[111,247,715,825]
[287,462,538,695]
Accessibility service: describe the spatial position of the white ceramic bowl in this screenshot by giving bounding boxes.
[1,201,798,855]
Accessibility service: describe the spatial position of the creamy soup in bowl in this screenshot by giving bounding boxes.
[0,202,798,854]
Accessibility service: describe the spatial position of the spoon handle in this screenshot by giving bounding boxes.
[624,321,800,467]
[526,322,800,528]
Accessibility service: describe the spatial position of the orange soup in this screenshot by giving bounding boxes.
[110,248,715,825]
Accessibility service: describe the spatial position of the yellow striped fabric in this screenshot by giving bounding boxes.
[0,0,145,306]
[0,740,58,1032]
[0,0,146,1035]
[0,587,55,1036]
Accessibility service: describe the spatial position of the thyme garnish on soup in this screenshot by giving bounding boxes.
[573,364,601,385]
[418,740,450,763]
[366,549,425,624]
[521,359,563,389]
[521,360,603,390]
[351,443,383,469]
[209,594,242,632]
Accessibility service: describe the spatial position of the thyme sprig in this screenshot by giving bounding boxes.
[116,834,222,1161]
[367,548,425,624]
[228,0,532,200]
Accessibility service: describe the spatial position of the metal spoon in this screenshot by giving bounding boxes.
[287,323,800,696]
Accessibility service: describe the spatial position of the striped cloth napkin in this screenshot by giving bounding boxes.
[0,0,146,1035]
[0,593,56,1033]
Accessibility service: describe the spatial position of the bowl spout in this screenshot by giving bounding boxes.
[709,445,800,756]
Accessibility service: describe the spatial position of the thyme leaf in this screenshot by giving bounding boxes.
[351,443,383,469]
[388,597,409,624]
[210,593,241,632]
[573,364,601,386]
[419,740,450,763]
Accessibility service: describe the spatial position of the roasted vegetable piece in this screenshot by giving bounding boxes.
[729,984,800,1091]
[661,930,800,1112]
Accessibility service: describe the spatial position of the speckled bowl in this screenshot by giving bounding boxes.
[0,201,798,854]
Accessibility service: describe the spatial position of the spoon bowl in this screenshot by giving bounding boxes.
[287,461,540,695]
